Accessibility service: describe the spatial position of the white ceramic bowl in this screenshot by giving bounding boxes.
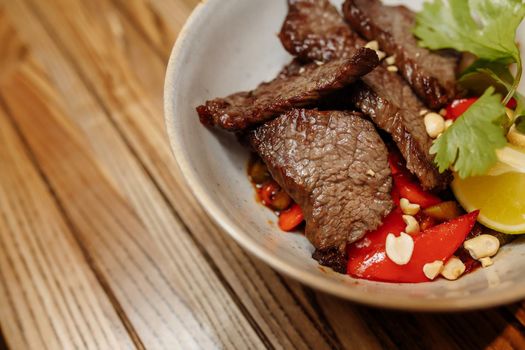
[165,0,525,311]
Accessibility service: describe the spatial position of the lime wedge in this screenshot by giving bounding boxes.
[452,154,525,234]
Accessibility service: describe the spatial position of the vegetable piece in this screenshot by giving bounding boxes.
[419,215,437,231]
[389,149,441,208]
[259,181,279,206]
[271,192,292,211]
[259,181,292,211]
[423,201,462,221]
[391,183,401,207]
[249,159,270,184]
[445,98,478,121]
[347,211,479,283]
[393,173,441,208]
[430,87,507,178]
[278,204,304,232]
[507,97,517,110]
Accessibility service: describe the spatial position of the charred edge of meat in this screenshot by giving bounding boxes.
[312,247,348,273]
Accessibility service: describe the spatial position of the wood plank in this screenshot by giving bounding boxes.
[0,9,26,85]
[109,0,182,59]
[0,56,265,349]
[509,301,525,328]
[1,1,357,349]
[108,0,198,62]
[0,104,136,350]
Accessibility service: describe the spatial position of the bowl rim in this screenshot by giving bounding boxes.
[164,0,525,311]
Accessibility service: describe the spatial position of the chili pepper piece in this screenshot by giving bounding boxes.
[278,204,304,232]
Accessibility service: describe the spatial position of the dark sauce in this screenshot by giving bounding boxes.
[247,154,303,231]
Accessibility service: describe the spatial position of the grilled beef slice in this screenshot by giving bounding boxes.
[278,0,449,190]
[343,0,458,109]
[344,82,445,189]
[196,48,378,131]
[279,0,361,62]
[250,109,393,259]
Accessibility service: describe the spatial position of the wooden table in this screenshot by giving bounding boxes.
[1,1,525,349]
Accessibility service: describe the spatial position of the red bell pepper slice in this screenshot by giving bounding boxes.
[347,211,479,283]
[393,173,441,208]
[446,98,478,120]
[506,97,517,110]
[278,204,304,232]
[348,208,405,256]
[388,150,441,208]
[259,181,280,207]
[391,183,401,207]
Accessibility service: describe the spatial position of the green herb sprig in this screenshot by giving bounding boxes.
[414,0,525,178]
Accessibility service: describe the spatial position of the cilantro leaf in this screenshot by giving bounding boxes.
[415,0,524,103]
[460,60,514,84]
[430,87,507,178]
[416,0,525,178]
[459,60,514,96]
[414,0,525,63]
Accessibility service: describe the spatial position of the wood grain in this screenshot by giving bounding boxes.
[0,56,266,350]
[1,0,525,349]
[0,95,135,350]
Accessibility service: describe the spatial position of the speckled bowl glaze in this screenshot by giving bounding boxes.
[165,0,525,311]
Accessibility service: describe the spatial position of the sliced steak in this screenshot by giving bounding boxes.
[344,81,449,189]
[249,109,393,258]
[343,0,458,109]
[279,0,361,62]
[196,48,378,131]
[278,0,448,189]
[277,58,307,79]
